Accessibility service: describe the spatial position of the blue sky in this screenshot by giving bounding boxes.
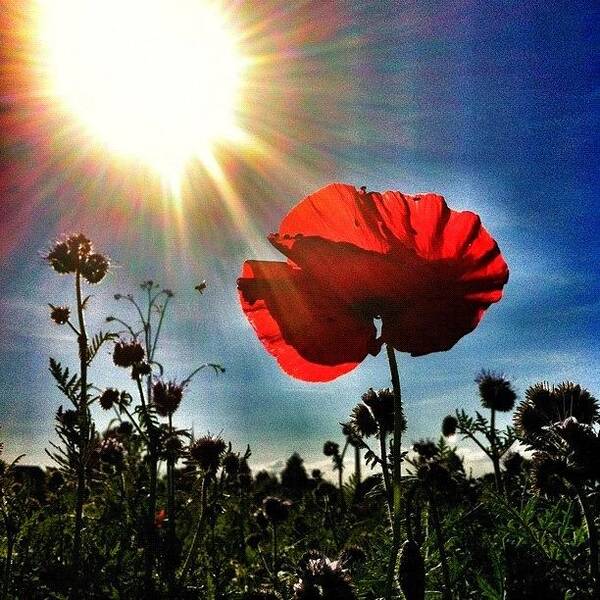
[0,0,598,475]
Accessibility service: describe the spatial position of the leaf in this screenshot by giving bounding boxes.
[49,358,81,404]
[86,330,118,365]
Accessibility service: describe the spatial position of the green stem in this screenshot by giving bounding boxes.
[167,413,177,590]
[272,523,278,574]
[354,444,361,501]
[151,296,170,361]
[338,439,349,511]
[576,485,600,597]
[2,529,14,600]
[489,408,503,494]
[384,344,404,600]
[427,486,452,600]
[72,268,89,591]
[379,432,394,522]
[179,475,209,583]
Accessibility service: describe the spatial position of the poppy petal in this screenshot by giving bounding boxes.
[278,183,392,253]
[381,298,486,356]
[238,260,379,382]
[269,233,434,308]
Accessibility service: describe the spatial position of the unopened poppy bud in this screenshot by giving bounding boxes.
[441,415,458,437]
[398,540,425,600]
[50,305,70,325]
[99,388,120,410]
[362,388,403,435]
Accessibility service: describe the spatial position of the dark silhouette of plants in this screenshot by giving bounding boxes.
[106,279,224,595]
[45,233,112,589]
[514,381,600,597]
[442,371,517,494]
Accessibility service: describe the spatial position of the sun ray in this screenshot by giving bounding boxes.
[35,0,248,189]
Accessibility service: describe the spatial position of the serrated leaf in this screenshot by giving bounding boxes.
[86,330,118,365]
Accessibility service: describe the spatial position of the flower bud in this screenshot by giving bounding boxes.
[113,340,145,368]
[50,305,70,325]
[152,380,183,417]
[189,436,226,472]
[398,540,425,600]
[441,415,458,437]
[99,388,120,410]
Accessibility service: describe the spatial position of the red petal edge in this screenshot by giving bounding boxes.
[237,260,379,382]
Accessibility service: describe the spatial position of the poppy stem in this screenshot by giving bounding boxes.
[385,344,404,600]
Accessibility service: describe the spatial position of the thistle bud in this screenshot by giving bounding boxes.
[49,305,70,325]
[152,380,184,417]
[113,340,145,368]
[99,388,120,410]
[262,496,290,525]
[323,441,339,457]
[350,403,378,438]
[80,253,109,284]
[475,370,517,412]
[189,436,226,472]
[441,415,458,437]
[98,437,125,466]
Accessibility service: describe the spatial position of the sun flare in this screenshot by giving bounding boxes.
[37,0,247,186]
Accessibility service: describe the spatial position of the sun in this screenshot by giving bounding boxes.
[36,0,247,187]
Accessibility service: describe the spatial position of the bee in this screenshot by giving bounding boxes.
[195,280,207,294]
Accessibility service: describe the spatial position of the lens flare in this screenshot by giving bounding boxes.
[36,0,247,187]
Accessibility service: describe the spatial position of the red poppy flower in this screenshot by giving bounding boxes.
[154,508,167,529]
[238,183,508,382]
